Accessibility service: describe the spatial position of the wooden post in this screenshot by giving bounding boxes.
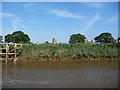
[5,43,9,62]
[14,44,17,60]
[0,43,22,62]
[5,43,7,62]
[0,43,2,61]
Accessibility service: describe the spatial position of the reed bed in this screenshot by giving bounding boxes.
[17,43,119,61]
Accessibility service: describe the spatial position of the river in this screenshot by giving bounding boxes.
[1,60,119,88]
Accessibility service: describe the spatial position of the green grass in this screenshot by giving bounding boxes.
[17,43,119,61]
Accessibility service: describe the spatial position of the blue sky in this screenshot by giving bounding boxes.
[1,2,118,43]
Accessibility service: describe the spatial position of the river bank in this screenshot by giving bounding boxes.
[17,43,119,61]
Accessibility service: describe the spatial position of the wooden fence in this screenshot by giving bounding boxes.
[0,43,22,62]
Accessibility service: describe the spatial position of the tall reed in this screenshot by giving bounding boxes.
[18,43,119,61]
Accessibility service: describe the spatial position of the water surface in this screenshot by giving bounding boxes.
[2,60,118,88]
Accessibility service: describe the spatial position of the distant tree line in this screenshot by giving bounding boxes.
[69,32,118,44]
[0,31,30,43]
[0,31,119,44]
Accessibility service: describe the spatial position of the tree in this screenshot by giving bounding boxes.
[69,33,86,43]
[94,32,114,43]
[5,34,12,43]
[5,31,30,43]
[0,35,3,42]
[118,37,120,42]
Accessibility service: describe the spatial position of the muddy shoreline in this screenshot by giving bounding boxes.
[17,58,119,62]
[1,57,118,63]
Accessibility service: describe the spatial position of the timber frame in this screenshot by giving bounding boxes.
[0,43,22,62]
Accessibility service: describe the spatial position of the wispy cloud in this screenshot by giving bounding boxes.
[23,3,36,8]
[49,9,84,19]
[88,3,103,8]
[23,3,44,12]
[2,12,32,34]
[102,15,117,25]
[0,12,18,18]
[82,14,101,34]
[11,19,32,34]
[23,3,39,12]
[11,18,24,32]
[23,3,84,19]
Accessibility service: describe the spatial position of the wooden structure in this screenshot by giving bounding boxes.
[0,43,22,62]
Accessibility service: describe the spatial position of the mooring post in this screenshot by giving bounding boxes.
[5,43,7,62]
[6,43,9,62]
[14,44,17,60]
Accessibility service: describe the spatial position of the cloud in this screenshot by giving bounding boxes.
[102,15,117,25]
[23,3,39,12]
[11,18,24,31]
[0,12,18,18]
[82,14,101,34]
[2,12,32,34]
[23,3,43,12]
[49,9,84,19]
[12,20,32,33]
[11,18,32,34]
[88,3,103,8]
[23,3,36,8]
[23,3,84,19]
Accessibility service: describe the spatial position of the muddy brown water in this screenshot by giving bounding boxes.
[2,60,119,88]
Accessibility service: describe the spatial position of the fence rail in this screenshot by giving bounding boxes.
[0,43,22,62]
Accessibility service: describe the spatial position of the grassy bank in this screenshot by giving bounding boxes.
[17,43,119,61]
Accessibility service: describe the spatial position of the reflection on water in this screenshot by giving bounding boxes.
[2,60,118,88]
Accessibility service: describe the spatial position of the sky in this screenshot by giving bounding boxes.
[1,2,118,43]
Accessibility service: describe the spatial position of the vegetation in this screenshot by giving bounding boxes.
[5,31,30,43]
[69,33,86,43]
[0,35,3,42]
[17,43,119,61]
[94,32,114,43]
[1,31,119,61]
[118,37,120,42]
